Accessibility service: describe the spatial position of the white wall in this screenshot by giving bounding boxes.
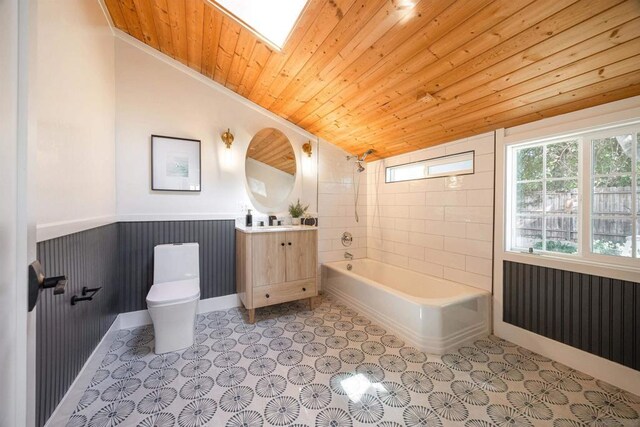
[366,133,495,292]
[114,37,318,221]
[36,0,116,236]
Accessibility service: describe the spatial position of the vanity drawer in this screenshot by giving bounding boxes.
[253,280,316,308]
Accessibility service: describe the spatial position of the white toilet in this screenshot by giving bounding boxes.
[147,243,200,354]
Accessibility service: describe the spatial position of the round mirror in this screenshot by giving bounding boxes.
[245,128,297,211]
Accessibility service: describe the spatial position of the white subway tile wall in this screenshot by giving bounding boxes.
[365,132,495,292]
[317,142,368,276]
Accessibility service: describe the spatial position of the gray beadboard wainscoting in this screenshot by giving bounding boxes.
[118,220,236,312]
[36,224,119,427]
[35,219,236,427]
[503,260,640,371]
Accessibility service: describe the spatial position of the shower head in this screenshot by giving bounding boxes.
[360,149,375,161]
[356,163,365,173]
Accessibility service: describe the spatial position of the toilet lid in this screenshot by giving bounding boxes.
[147,278,200,307]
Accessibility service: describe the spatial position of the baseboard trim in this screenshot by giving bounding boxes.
[44,316,121,427]
[117,293,241,329]
[494,321,640,396]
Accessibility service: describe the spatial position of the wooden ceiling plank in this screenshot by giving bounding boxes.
[297,0,546,132]
[309,0,585,137]
[285,0,466,124]
[237,42,273,97]
[201,5,222,78]
[212,16,241,85]
[320,0,628,143]
[404,81,640,152]
[247,0,330,103]
[150,0,175,57]
[166,0,188,66]
[418,55,640,138]
[185,0,205,72]
[118,0,146,41]
[335,12,640,143]
[377,69,640,148]
[104,0,129,31]
[132,0,160,49]
[225,31,257,92]
[334,58,640,146]
[257,0,360,108]
[266,0,395,116]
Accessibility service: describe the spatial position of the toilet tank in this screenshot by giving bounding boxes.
[153,243,200,284]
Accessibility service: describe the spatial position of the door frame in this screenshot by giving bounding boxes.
[0,0,37,425]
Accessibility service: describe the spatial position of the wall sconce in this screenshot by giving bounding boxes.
[221,128,234,149]
[302,141,313,158]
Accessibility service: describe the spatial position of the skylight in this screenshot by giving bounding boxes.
[207,0,309,50]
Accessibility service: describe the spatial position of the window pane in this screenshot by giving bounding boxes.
[546,140,578,178]
[516,182,542,213]
[592,135,633,175]
[546,180,578,214]
[385,152,473,183]
[592,217,632,257]
[593,176,633,216]
[516,146,543,181]
[545,216,578,254]
[513,216,543,250]
[428,159,472,175]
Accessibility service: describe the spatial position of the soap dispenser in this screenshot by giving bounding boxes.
[245,209,253,227]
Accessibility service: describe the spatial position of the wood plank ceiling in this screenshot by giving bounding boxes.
[104,0,640,160]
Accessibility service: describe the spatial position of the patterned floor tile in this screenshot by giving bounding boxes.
[66,296,640,426]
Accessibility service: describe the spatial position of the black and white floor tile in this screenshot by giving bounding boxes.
[67,296,640,426]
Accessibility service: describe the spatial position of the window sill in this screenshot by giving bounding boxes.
[502,250,640,283]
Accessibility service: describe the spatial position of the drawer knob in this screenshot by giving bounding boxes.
[302,287,306,292]
[281,243,285,246]
[288,242,292,246]
[265,294,270,298]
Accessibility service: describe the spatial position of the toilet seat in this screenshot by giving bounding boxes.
[147,278,200,308]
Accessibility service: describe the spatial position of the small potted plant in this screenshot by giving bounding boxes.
[288,199,308,226]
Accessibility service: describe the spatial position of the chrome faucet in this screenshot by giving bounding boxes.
[344,252,353,260]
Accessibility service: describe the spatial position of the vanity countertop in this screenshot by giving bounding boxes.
[235,224,318,234]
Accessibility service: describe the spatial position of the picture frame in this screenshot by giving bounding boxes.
[151,135,201,192]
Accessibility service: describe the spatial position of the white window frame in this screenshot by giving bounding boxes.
[385,151,474,183]
[505,121,640,269]
[507,136,582,256]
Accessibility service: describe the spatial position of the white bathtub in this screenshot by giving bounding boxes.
[322,258,491,354]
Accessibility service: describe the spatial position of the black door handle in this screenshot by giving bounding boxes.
[302,287,306,292]
[288,242,292,246]
[281,243,285,246]
[265,294,270,298]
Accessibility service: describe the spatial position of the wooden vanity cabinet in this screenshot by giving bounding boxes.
[236,229,318,323]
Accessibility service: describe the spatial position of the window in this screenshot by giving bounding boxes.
[507,122,639,263]
[207,0,309,50]
[511,139,579,254]
[385,151,474,183]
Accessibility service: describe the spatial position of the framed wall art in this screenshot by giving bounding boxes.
[151,135,201,192]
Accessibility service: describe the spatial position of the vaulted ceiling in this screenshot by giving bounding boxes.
[104,0,640,160]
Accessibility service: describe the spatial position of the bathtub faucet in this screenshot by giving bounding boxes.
[344,252,353,260]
